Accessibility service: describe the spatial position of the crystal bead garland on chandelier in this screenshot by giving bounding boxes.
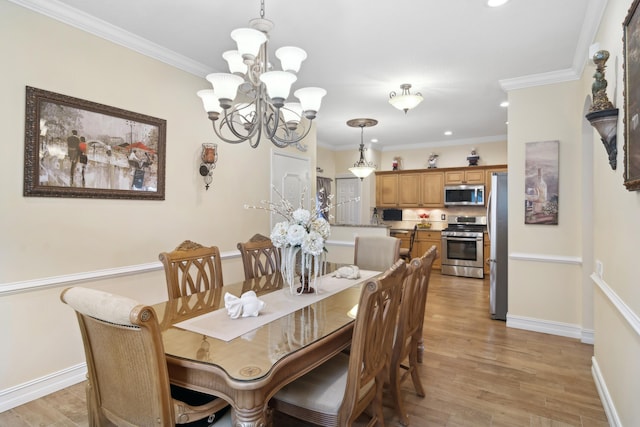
[197,0,326,151]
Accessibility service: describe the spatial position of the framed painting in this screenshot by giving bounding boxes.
[524,140,559,225]
[624,0,640,191]
[24,86,166,200]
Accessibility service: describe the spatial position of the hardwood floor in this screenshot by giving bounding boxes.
[0,273,608,426]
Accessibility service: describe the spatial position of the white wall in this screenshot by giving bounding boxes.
[0,0,314,409]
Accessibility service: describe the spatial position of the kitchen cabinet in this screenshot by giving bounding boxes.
[413,230,441,270]
[420,172,444,207]
[398,173,422,206]
[376,174,399,207]
[445,169,485,185]
[375,171,444,208]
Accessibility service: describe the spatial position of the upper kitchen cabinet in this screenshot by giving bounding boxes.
[444,169,485,185]
[376,173,399,207]
[420,171,444,207]
[375,171,444,208]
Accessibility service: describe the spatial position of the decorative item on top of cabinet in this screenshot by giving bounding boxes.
[467,147,480,166]
[445,169,485,185]
[428,153,439,168]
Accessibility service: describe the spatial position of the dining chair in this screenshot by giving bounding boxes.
[399,225,418,262]
[387,245,438,426]
[159,240,224,299]
[354,235,401,271]
[237,233,281,280]
[269,259,408,426]
[60,286,231,427]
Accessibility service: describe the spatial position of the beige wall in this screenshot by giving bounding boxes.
[379,139,508,171]
[0,0,314,403]
[588,0,640,424]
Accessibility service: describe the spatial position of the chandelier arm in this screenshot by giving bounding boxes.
[221,107,261,141]
[269,121,312,148]
[211,120,249,144]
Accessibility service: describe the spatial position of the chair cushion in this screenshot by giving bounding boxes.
[273,352,373,415]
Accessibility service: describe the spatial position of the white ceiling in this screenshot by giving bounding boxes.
[14,0,605,151]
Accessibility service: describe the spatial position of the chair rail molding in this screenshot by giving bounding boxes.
[0,250,240,296]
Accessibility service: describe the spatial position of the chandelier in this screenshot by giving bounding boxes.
[389,83,423,114]
[197,0,326,151]
[347,118,378,180]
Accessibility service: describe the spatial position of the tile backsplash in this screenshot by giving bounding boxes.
[375,206,486,231]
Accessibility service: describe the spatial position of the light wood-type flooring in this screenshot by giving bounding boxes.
[0,273,608,426]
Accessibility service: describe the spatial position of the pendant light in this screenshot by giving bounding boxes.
[347,118,377,180]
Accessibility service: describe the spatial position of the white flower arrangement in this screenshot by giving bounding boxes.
[245,186,358,294]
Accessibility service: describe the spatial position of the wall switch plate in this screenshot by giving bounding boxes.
[595,260,603,278]
[441,213,446,220]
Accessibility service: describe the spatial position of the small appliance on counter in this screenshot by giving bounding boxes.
[381,208,402,221]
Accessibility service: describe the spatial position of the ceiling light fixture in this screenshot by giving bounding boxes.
[487,0,510,7]
[389,84,423,114]
[347,118,378,180]
[197,0,326,151]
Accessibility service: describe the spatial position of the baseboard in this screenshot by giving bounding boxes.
[591,356,620,426]
[0,363,87,412]
[506,314,587,341]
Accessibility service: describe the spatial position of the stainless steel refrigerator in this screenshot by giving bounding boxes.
[487,172,508,320]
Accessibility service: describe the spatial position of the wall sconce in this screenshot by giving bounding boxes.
[585,50,618,170]
[199,143,218,190]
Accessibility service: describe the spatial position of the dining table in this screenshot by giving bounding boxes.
[152,264,380,427]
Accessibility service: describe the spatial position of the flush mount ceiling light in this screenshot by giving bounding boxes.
[197,0,326,151]
[347,118,378,180]
[388,84,423,114]
[487,0,510,7]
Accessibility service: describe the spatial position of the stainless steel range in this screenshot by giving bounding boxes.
[441,215,486,279]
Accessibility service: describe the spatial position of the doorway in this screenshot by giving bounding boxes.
[335,177,361,224]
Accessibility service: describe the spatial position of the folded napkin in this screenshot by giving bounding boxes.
[224,291,266,319]
[333,265,361,279]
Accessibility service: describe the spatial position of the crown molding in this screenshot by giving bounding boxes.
[8,0,212,77]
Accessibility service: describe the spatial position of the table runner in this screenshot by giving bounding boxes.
[173,269,380,342]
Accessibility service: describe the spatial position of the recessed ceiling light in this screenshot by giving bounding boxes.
[370,138,378,143]
[444,131,453,136]
[500,101,509,107]
[488,0,510,7]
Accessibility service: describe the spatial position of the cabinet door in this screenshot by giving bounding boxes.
[376,174,399,207]
[420,172,444,207]
[398,173,421,206]
[445,169,484,184]
[414,231,441,270]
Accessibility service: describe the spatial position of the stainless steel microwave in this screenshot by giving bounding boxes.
[444,184,485,206]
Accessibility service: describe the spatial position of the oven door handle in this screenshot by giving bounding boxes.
[442,236,483,242]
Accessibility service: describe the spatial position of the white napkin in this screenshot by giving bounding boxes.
[333,265,361,279]
[224,291,266,319]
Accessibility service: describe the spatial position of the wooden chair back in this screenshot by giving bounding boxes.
[237,234,281,280]
[399,225,418,261]
[342,259,407,425]
[159,240,224,299]
[60,286,226,426]
[353,235,401,271]
[268,260,408,426]
[388,245,438,425]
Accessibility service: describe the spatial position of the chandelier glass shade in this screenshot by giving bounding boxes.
[347,118,378,180]
[389,83,423,114]
[197,7,326,151]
